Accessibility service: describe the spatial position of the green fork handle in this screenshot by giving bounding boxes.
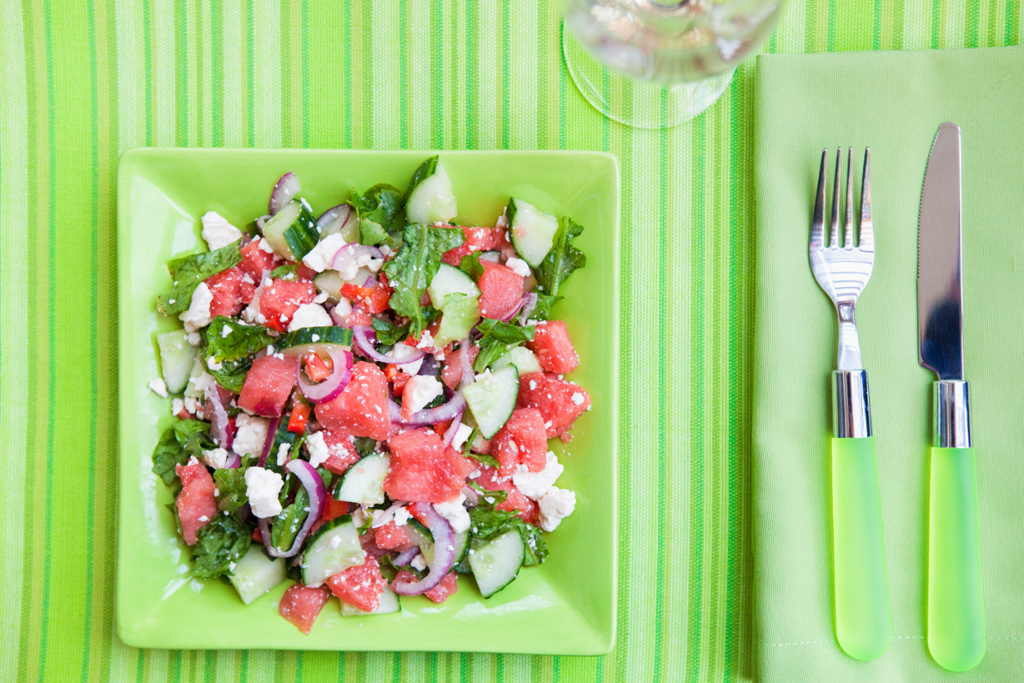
[928,446,985,672]
[831,436,892,660]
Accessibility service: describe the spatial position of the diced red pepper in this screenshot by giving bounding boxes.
[391,372,411,397]
[251,526,263,543]
[320,497,350,522]
[340,282,391,314]
[288,402,311,433]
[295,263,317,281]
[303,353,333,383]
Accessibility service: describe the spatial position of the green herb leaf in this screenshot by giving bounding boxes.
[534,217,585,298]
[371,317,411,347]
[151,419,215,486]
[466,452,499,469]
[383,223,465,337]
[157,240,243,316]
[213,455,253,513]
[193,515,252,580]
[351,183,404,245]
[472,319,535,372]
[519,522,548,566]
[271,484,309,552]
[353,436,378,458]
[526,293,562,322]
[202,316,274,393]
[269,264,299,280]
[458,251,485,282]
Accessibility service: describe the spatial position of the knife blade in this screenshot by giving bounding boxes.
[918,122,985,672]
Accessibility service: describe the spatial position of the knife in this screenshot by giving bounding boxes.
[918,122,985,672]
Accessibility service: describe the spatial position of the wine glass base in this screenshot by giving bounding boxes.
[562,23,734,129]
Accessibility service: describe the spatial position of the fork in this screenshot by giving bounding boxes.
[810,148,892,661]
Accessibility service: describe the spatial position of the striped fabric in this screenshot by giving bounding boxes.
[0,1,1019,681]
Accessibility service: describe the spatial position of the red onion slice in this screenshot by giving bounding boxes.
[224,453,242,469]
[400,392,467,427]
[208,390,232,450]
[392,502,456,596]
[459,339,476,389]
[517,293,539,325]
[255,214,272,230]
[259,459,327,558]
[389,399,403,424]
[442,410,464,449]
[317,204,353,234]
[461,485,479,508]
[500,294,532,323]
[269,172,301,215]
[332,243,385,275]
[393,547,419,567]
[258,416,282,468]
[352,326,426,365]
[296,348,353,404]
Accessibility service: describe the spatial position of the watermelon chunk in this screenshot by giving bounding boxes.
[174,460,218,545]
[204,266,255,318]
[237,355,297,417]
[516,372,591,441]
[278,583,331,635]
[374,521,416,551]
[315,362,392,440]
[384,428,475,503]
[441,343,479,391]
[424,571,459,604]
[477,261,524,320]
[471,465,537,520]
[441,226,502,266]
[239,237,280,282]
[319,429,362,475]
[327,556,388,613]
[491,408,548,478]
[527,320,579,374]
[259,278,316,332]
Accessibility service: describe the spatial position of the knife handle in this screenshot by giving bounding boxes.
[928,445,985,671]
[831,436,892,660]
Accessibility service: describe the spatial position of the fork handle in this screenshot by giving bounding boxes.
[832,436,892,660]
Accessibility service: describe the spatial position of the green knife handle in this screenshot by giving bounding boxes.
[831,436,892,660]
[928,446,985,672]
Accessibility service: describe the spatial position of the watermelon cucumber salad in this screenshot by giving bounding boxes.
[148,156,592,633]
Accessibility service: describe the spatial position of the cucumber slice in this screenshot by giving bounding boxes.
[312,267,375,303]
[336,454,390,506]
[276,326,353,357]
[406,156,458,225]
[421,528,469,569]
[261,200,320,261]
[507,198,559,267]
[469,529,525,598]
[490,346,542,377]
[462,365,519,438]
[300,516,365,588]
[229,544,287,605]
[478,250,500,263]
[428,263,481,308]
[157,330,199,394]
[434,295,480,348]
[339,586,401,617]
[403,518,433,547]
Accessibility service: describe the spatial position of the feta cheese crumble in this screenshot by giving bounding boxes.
[433,493,471,533]
[451,423,474,451]
[416,331,435,350]
[505,256,532,277]
[201,211,243,250]
[391,342,423,375]
[203,447,231,470]
[287,302,332,331]
[301,233,347,273]
[512,451,564,501]
[393,506,411,526]
[148,377,169,398]
[245,467,284,518]
[232,414,269,456]
[410,554,427,571]
[276,442,291,466]
[402,375,444,415]
[538,487,576,532]
[305,431,330,468]
[179,282,214,333]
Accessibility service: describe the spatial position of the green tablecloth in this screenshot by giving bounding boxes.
[0,1,1019,681]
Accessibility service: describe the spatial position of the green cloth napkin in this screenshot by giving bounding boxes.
[753,45,1024,682]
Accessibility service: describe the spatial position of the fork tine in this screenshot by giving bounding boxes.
[811,149,826,250]
[830,147,841,248]
[844,147,854,249]
[859,148,873,251]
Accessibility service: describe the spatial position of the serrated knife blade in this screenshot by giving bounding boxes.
[918,122,964,380]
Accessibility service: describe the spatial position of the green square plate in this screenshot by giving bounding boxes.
[116,149,619,653]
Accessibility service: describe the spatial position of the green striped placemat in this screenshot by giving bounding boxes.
[0,1,1019,681]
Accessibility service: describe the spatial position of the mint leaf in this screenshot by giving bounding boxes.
[152,419,214,486]
[157,240,243,315]
[534,217,585,298]
[472,319,535,372]
[383,223,465,337]
[202,317,274,393]
[193,515,251,580]
[372,317,411,347]
[213,455,252,513]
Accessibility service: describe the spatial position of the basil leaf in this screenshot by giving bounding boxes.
[472,319,535,372]
[202,316,274,393]
[351,183,404,245]
[151,419,214,486]
[534,217,585,298]
[193,515,251,580]
[213,455,253,513]
[353,436,378,458]
[372,317,411,347]
[383,223,465,337]
[157,240,243,315]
